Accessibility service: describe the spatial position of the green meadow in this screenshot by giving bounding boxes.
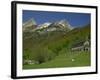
[23,51,90,69]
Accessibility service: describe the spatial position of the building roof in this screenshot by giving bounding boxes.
[71,41,85,48]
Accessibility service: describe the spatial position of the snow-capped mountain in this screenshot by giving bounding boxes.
[58,19,73,30]
[23,18,73,33]
[37,22,51,29]
[49,19,73,30]
[23,18,37,31]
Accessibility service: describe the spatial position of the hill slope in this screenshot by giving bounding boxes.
[23,24,90,69]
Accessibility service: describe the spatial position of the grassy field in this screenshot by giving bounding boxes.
[23,50,90,69]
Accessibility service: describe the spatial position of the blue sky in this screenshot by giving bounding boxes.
[23,10,90,27]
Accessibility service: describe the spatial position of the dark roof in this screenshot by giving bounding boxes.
[72,41,85,48]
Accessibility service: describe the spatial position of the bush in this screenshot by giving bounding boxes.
[31,47,56,64]
[23,48,32,59]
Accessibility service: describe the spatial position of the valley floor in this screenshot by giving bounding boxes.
[23,51,90,69]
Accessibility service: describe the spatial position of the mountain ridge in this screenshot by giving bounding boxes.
[23,18,73,33]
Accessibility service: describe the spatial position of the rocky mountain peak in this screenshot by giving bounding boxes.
[23,18,74,33]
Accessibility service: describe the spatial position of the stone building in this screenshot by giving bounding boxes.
[71,40,90,51]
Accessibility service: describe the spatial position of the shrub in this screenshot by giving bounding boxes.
[31,47,56,64]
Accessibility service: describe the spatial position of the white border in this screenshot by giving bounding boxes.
[17,3,96,77]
